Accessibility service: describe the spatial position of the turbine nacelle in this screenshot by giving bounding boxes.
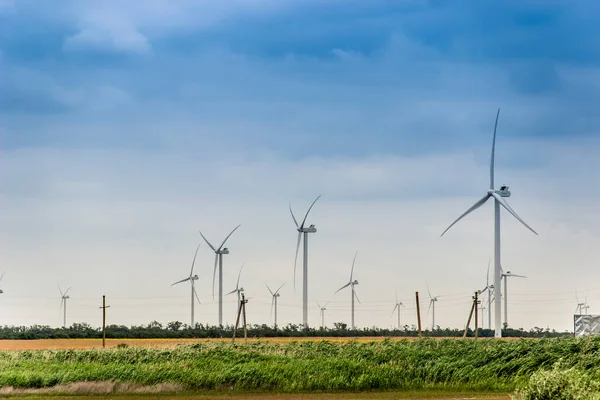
[496,185,511,197]
[218,248,230,255]
[191,275,199,281]
[299,225,317,233]
[352,280,359,286]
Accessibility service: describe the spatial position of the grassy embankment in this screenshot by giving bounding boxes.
[0,337,599,395]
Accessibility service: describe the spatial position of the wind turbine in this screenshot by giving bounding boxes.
[317,301,329,328]
[334,252,360,329]
[59,285,71,328]
[267,283,285,328]
[290,195,321,328]
[199,224,241,326]
[0,272,4,294]
[172,243,202,328]
[392,290,404,329]
[478,260,494,330]
[576,293,589,315]
[440,108,538,338]
[427,285,439,330]
[501,269,526,328]
[227,263,245,311]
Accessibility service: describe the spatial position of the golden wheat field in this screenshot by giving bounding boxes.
[0,336,524,350]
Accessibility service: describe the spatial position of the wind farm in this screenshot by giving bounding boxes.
[3,1,600,398]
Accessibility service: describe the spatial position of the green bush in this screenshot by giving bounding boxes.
[514,364,600,400]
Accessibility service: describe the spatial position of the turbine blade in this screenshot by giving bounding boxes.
[271,296,275,318]
[335,282,351,294]
[198,230,216,252]
[0,272,4,282]
[226,289,237,295]
[293,231,301,291]
[212,254,218,300]
[275,283,285,295]
[324,301,330,308]
[217,224,241,251]
[300,194,322,228]
[427,284,432,299]
[491,193,538,235]
[350,251,357,281]
[440,194,491,236]
[289,203,299,228]
[317,302,322,309]
[58,284,63,297]
[172,277,191,286]
[64,287,72,296]
[486,259,491,286]
[354,290,361,304]
[490,108,500,190]
[236,263,244,289]
[266,285,274,296]
[189,242,202,277]
[395,289,398,304]
[193,286,201,305]
[392,304,398,314]
[510,274,527,278]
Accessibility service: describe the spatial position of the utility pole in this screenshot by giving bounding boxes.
[463,295,476,338]
[415,292,422,338]
[474,291,479,339]
[232,294,248,344]
[99,295,110,348]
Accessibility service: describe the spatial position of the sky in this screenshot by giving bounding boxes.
[1,0,600,332]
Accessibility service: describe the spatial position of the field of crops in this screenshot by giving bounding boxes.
[0,336,598,397]
[0,336,525,350]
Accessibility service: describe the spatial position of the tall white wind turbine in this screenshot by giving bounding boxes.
[335,252,360,329]
[317,301,329,328]
[501,269,526,328]
[199,225,241,326]
[441,108,538,338]
[59,285,71,328]
[172,243,202,328]
[392,290,404,329]
[267,283,285,328]
[290,195,321,328]
[227,263,245,311]
[575,293,589,315]
[427,285,439,330]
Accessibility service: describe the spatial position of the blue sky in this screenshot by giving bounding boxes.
[1,1,600,331]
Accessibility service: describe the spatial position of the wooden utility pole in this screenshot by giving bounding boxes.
[474,291,479,339]
[415,292,422,338]
[232,294,248,344]
[99,295,110,348]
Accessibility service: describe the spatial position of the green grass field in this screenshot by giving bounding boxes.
[1,337,599,398]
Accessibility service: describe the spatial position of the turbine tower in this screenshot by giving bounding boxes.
[172,243,202,328]
[441,108,538,338]
[290,195,321,328]
[317,302,329,328]
[335,252,360,329]
[392,290,404,329]
[427,285,439,330]
[199,224,241,326]
[501,269,526,328]
[227,263,245,311]
[59,285,71,328]
[267,283,285,328]
[478,260,494,330]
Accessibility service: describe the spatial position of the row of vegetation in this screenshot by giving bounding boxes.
[0,321,570,339]
[0,336,598,395]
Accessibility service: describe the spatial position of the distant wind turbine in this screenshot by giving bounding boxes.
[199,225,241,326]
[335,252,360,329]
[172,243,202,328]
[317,301,329,328]
[427,285,439,330]
[501,269,526,328]
[0,272,4,294]
[267,283,285,328]
[59,285,71,328]
[576,292,589,315]
[441,108,538,338]
[227,263,245,310]
[290,195,321,328]
[478,260,494,330]
[392,290,404,329]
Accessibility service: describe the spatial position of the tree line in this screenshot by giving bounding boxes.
[0,321,571,339]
